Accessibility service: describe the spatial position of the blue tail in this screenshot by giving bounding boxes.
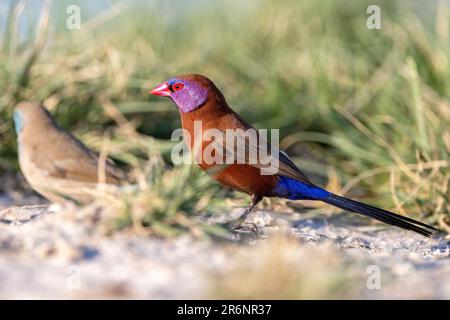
[273,177,437,237]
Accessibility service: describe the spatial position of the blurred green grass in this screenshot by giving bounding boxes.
[0,0,448,231]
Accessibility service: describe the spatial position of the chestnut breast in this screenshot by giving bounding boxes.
[180,102,279,196]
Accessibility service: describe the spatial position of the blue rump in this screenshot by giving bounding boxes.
[272,176,330,200]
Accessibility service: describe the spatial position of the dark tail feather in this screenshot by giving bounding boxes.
[323,194,437,237]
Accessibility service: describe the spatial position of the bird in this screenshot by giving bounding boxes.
[149,74,438,237]
[13,101,125,204]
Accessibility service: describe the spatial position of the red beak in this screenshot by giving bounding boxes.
[150,82,171,97]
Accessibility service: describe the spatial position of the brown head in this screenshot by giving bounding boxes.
[149,74,227,113]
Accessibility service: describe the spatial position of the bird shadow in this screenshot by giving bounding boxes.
[291,211,376,230]
[206,206,390,245]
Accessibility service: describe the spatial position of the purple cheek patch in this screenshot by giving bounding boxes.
[171,81,208,113]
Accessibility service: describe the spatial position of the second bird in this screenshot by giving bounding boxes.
[14,101,125,204]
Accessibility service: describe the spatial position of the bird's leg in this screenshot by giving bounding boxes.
[232,194,262,233]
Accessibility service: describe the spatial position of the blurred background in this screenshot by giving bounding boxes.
[1,0,448,227]
[0,0,449,300]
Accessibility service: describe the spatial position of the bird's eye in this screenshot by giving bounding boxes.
[172,82,184,92]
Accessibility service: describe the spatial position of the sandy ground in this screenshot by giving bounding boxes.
[0,191,449,299]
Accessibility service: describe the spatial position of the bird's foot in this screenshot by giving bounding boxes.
[0,204,49,225]
[231,221,259,234]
